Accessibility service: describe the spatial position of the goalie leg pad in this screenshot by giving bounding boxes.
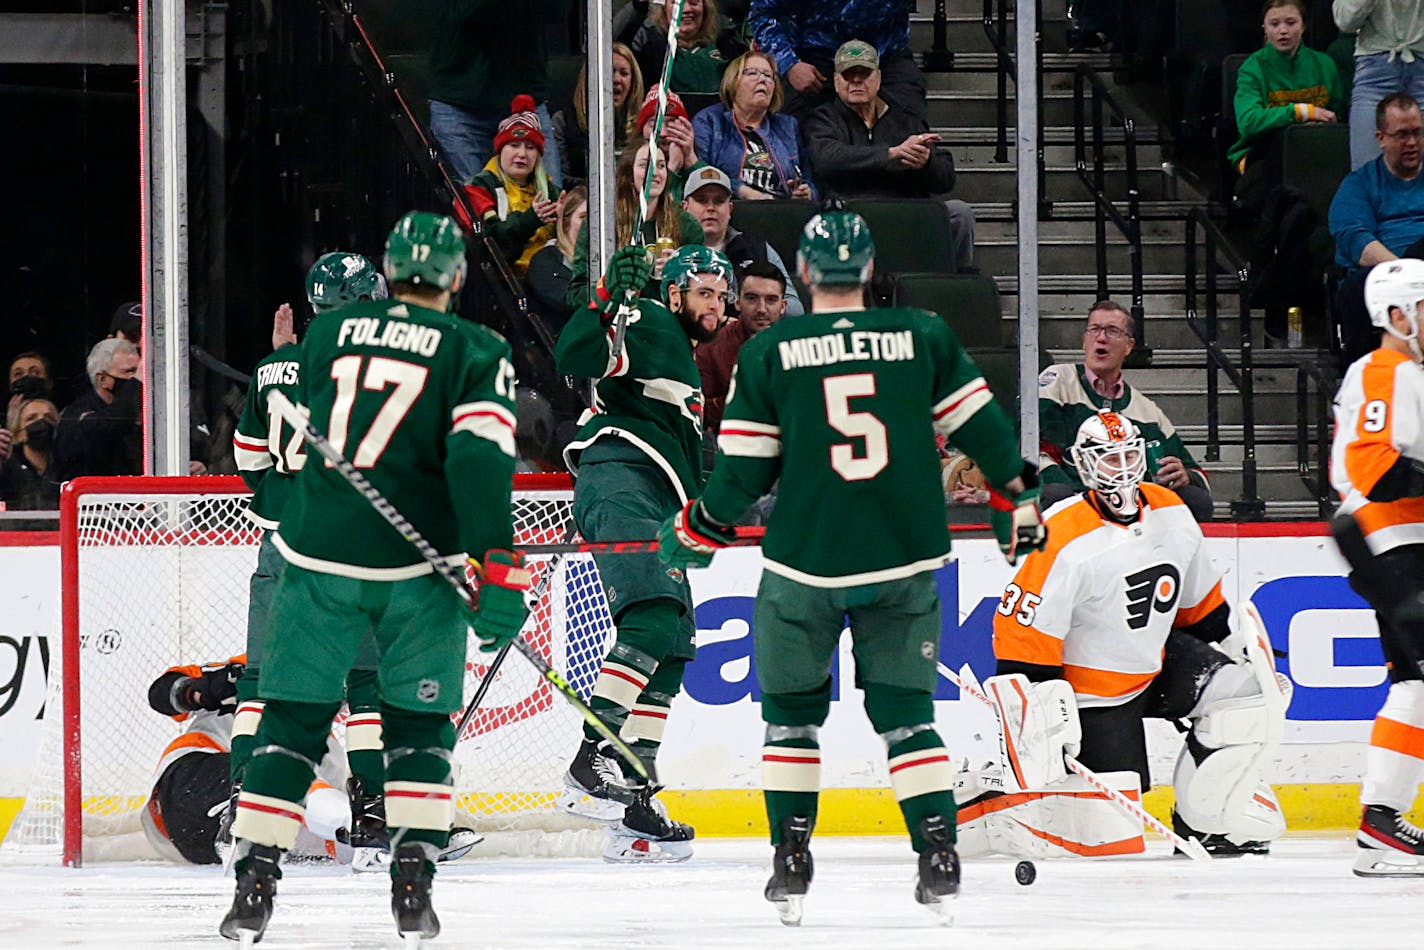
[983,674,1082,791]
[955,772,1146,859]
[1173,659,1286,844]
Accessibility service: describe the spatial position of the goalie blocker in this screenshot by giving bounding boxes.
[959,602,1291,858]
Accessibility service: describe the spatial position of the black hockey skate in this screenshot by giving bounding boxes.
[391,844,440,946]
[1171,812,1270,857]
[340,776,390,872]
[764,815,814,927]
[914,815,960,923]
[1354,804,1424,877]
[604,786,695,863]
[561,738,637,822]
[219,843,280,946]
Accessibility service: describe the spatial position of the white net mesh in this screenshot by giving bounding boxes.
[1,476,614,864]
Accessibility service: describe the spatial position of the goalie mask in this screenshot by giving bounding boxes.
[1070,411,1147,518]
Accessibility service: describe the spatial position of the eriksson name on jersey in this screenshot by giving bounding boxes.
[256,361,299,389]
[337,317,443,357]
[777,330,915,371]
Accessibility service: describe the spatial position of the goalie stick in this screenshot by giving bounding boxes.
[609,0,687,361]
[266,389,652,783]
[938,662,1213,864]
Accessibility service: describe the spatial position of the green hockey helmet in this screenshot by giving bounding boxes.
[797,211,875,287]
[660,244,736,302]
[305,252,388,314]
[383,212,467,291]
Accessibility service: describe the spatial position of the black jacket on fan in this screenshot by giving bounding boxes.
[802,96,956,199]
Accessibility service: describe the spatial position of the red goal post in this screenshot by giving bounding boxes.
[5,473,616,866]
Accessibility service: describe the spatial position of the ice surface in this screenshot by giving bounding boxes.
[0,835,1414,949]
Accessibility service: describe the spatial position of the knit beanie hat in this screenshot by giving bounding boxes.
[636,85,690,134]
[494,94,545,154]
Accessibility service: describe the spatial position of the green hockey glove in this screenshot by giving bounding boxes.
[659,500,736,570]
[988,464,1047,566]
[468,549,532,651]
[601,245,654,313]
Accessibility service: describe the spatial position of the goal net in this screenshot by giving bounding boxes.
[2,474,615,865]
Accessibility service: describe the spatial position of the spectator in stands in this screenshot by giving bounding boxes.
[749,0,925,119]
[637,86,702,199]
[553,43,645,187]
[427,0,571,186]
[619,0,747,98]
[50,338,142,482]
[459,95,564,277]
[1329,91,1424,362]
[110,301,142,345]
[564,141,704,310]
[693,50,816,201]
[1066,0,1117,53]
[803,40,977,273]
[8,351,55,432]
[0,397,61,510]
[1335,0,1424,169]
[1038,301,1213,522]
[680,163,803,315]
[527,185,587,335]
[1228,0,1342,215]
[695,260,788,436]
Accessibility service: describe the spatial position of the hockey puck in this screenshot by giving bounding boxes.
[1014,860,1037,885]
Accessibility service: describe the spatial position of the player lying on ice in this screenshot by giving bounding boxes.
[959,411,1293,859]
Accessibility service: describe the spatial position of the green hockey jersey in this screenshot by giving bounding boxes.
[702,306,1024,586]
[275,299,519,579]
[233,343,304,529]
[556,299,705,502]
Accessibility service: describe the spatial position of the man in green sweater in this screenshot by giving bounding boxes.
[1038,301,1212,522]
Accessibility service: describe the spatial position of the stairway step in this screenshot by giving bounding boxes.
[970,199,1210,222]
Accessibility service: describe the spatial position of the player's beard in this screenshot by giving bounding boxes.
[679,305,725,344]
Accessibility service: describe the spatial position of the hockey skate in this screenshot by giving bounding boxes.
[340,776,390,872]
[1171,812,1270,857]
[438,826,482,863]
[390,844,440,947]
[219,843,280,947]
[764,815,814,927]
[1353,805,1424,877]
[913,815,960,924]
[214,783,240,869]
[604,787,694,863]
[560,738,637,823]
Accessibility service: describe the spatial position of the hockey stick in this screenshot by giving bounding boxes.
[266,390,651,783]
[608,0,687,361]
[513,523,998,556]
[937,662,1213,864]
[454,519,581,740]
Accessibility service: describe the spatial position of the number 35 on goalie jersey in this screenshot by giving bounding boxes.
[992,485,1226,708]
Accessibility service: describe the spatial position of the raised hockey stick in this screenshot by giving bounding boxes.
[266,390,651,783]
[937,662,1213,864]
[608,0,687,361]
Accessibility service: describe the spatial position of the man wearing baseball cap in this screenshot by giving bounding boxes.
[680,163,802,317]
[803,39,976,272]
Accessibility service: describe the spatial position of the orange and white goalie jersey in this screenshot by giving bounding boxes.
[1330,347,1424,554]
[993,483,1226,708]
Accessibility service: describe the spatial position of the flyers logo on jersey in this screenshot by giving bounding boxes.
[1123,564,1180,630]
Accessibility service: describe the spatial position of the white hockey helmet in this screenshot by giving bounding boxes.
[1364,258,1424,359]
[1070,411,1146,517]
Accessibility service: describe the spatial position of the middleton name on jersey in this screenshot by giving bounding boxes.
[777,328,915,369]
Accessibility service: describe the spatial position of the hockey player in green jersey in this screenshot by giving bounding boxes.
[554,241,732,862]
[229,251,397,868]
[658,211,1048,924]
[221,213,530,945]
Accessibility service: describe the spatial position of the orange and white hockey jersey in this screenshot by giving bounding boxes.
[1330,347,1424,554]
[993,483,1226,708]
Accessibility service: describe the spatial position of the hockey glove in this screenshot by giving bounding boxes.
[468,549,533,652]
[659,500,737,570]
[170,662,242,713]
[599,245,654,317]
[988,463,1047,566]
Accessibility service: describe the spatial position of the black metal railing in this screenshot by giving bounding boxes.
[982,0,1046,203]
[1073,64,1146,348]
[1184,207,1266,520]
[1296,361,1337,519]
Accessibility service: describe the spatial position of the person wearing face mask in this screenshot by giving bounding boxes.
[49,338,142,482]
[0,397,61,510]
[7,351,55,432]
